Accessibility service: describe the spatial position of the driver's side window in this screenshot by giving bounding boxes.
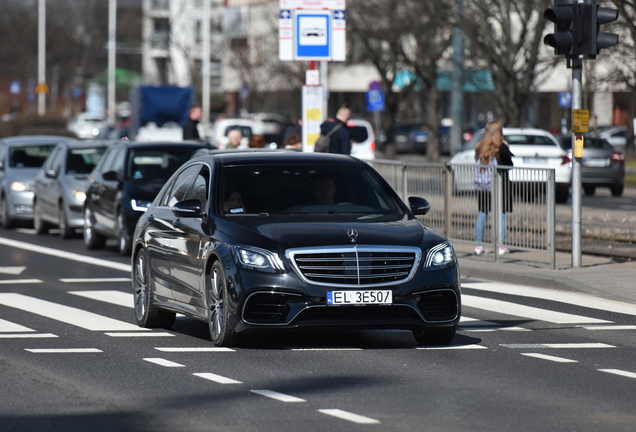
[165,165,200,208]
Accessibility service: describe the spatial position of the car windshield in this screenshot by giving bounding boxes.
[128,147,200,183]
[224,126,252,138]
[219,163,402,216]
[66,147,107,174]
[9,145,56,168]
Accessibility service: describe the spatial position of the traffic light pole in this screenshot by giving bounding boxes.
[571,59,583,268]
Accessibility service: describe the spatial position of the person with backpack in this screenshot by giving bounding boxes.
[317,105,351,154]
[473,121,514,255]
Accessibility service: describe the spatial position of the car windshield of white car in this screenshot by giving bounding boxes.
[218,163,402,218]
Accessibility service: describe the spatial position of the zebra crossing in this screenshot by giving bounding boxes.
[0,279,635,341]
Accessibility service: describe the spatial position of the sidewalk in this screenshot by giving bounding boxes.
[454,240,636,305]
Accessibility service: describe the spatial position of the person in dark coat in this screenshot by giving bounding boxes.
[183,105,202,140]
[319,105,351,154]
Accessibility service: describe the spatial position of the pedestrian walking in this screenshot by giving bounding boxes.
[319,105,351,154]
[473,121,514,255]
[183,105,202,140]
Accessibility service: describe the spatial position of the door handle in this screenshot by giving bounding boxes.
[148,214,155,222]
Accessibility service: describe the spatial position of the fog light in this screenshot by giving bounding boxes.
[14,205,33,214]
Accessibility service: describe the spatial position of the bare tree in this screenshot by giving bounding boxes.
[461,0,552,127]
[349,0,452,160]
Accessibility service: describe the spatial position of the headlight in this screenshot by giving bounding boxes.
[131,199,152,212]
[11,181,33,192]
[234,245,285,273]
[72,190,86,202]
[422,242,455,271]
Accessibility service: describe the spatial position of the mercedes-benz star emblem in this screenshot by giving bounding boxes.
[347,229,358,243]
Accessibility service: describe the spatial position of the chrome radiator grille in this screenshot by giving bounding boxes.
[286,246,421,287]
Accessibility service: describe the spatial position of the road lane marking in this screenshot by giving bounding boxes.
[583,325,636,330]
[0,279,42,285]
[521,353,578,363]
[144,358,185,367]
[416,344,488,350]
[318,409,380,424]
[0,293,147,332]
[0,318,35,332]
[251,389,306,403]
[462,326,531,332]
[155,347,235,352]
[0,266,26,275]
[26,348,102,353]
[0,333,58,339]
[460,316,500,326]
[289,348,362,351]
[69,290,132,308]
[501,343,615,349]
[599,369,636,379]
[62,278,131,283]
[0,237,130,272]
[193,372,242,384]
[105,332,173,337]
[462,294,611,324]
[464,282,636,317]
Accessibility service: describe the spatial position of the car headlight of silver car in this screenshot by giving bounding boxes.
[11,181,33,192]
[422,242,456,271]
[234,245,285,273]
[72,190,87,202]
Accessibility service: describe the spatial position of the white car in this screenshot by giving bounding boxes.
[594,125,631,153]
[67,113,107,139]
[211,118,254,149]
[348,119,376,160]
[449,128,572,203]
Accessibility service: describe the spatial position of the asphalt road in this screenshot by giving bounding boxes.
[1,229,636,432]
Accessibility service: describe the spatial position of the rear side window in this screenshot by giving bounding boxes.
[504,135,557,146]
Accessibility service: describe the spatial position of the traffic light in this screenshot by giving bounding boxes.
[544,2,579,57]
[581,3,619,58]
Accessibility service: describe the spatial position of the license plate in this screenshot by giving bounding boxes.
[327,290,392,306]
[522,157,548,164]
[583,158,609,167]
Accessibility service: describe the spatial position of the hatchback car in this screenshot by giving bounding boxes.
[348,119,376,160]
[0,135,71,229]
[83,141,209,254]
[33,140,113,238]
[558,135,625,196]
[211,118,253,149]
[131,152,460,347]
[449,128,572,203]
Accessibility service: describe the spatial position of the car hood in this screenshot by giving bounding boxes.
[124,181,165,202]
[5,167,41,184]
[65,174,89,191]
[217,214,447,253]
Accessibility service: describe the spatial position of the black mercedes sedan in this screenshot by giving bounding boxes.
[132,152,461,346]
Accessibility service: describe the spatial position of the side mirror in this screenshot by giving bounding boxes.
[172,199,202,218]
[45,169,58,179]
[408,197,430,216]
[102,171,119,182]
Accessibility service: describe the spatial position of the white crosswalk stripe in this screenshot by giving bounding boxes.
[0,293,146,332]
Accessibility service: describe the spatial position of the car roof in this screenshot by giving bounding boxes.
[113,140,210,150]
[57,139,118,149]
[0,135,76,145]
[190,151,362,166]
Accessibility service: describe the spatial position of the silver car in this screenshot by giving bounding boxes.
[0,136,68,229]
[34,140,112,238]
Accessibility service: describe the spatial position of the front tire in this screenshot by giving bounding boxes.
[117,209,132,255]
[0,195,15,229]
[33,200,50,234]
[133,248,175,328]
[83,206,106,249]
[207,261,239,347]
[413,326,457,346]
[58,203,74,239]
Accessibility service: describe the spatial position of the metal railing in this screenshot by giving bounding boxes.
[369,160,557,269]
